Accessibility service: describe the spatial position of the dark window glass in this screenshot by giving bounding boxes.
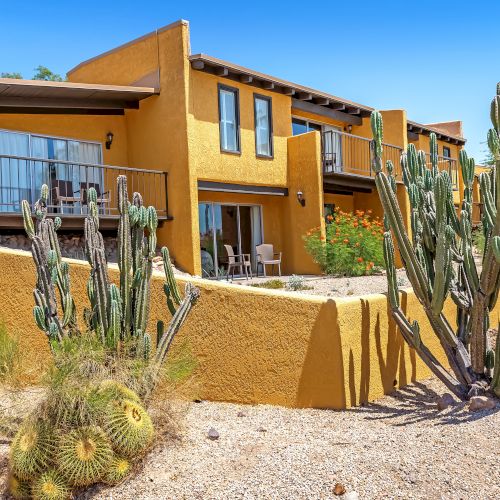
[219,86,240,152]
[254,96,272,156]
[443,146,451,158]
[292,118,307,136]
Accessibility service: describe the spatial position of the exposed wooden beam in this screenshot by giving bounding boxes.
[240,74,253,83]
[291,99,362,126]
[347,107,361,115]
[330,103,346,111]
[262,81,275,90]
[315,97,330,106]
[215,67,229,76]
[407,130,419,141]
[297,92,313,101]
[191,60,205,70]
[0,96,138,110]
[282,87,295,96]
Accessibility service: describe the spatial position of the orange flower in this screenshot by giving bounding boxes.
[343,239,349,244]
[320,236,325,241]
[326,214,334,221]
[367,209,373,215]
[355,242,360,247]
[372,231,377,236]
[353,222,359,228]
[357,257,364,263]
[370,262,374,267]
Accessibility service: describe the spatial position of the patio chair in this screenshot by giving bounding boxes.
[51,180,80,214]
[224,244,252,280]
[80,182,110,214]
[256,243,282,277]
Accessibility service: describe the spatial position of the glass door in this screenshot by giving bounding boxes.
[323,125,343,173]
[198,203,263,278]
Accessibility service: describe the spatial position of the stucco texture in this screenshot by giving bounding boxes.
[3,247,498,409]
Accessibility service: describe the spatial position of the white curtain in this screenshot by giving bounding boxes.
[250,206,263,270]
[0,131,30,211]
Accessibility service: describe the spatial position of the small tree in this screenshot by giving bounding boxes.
[33,65,63,82]
[1,72,23,79]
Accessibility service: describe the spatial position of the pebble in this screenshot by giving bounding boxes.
[207,427,220,440]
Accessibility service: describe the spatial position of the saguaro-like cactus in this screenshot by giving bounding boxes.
[23,175,199,390]
[370,84,500,399]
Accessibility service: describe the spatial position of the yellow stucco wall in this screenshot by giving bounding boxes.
[2,248,498,408]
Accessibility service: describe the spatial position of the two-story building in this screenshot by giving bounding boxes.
[0,20,467,276]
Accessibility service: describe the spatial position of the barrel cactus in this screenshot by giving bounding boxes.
[31,470,70,500]
[370,83,500,399]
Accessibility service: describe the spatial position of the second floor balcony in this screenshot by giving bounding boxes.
[0,154,169,229]
[321,130,459,189]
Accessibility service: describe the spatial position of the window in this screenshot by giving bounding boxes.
[292,118,321,136]
[443,146,451,158]
[218,85,240,153]
[254,95,273,157]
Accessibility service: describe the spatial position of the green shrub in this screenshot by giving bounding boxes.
[304,208,385,276]
[472,224,486,254]
[250,279,285,289]
[0,322,20,383]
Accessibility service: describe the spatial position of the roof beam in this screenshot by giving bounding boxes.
[297,92,313,101]
[281,87,295,96]
[240,74,253,83]
[262,81,275,90]
[215,67,229,76]
[330,103,346,111]
[315,97,330,106]
[291,99,362,126]
[191,60,205,70]
[407,130,419,141]
[347,107,361,115]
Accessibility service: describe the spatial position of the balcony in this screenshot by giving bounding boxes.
[0,154,169,229]
[321,130,459,191]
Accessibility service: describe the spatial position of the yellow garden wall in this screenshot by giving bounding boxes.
[4,247,498,409]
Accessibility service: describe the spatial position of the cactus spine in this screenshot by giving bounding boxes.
[371,82,500,399]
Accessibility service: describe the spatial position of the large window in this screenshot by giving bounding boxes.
[0,129,102,212]
[443,146,451,158]
[254,95,273,157]
[292,118,321,136]
[218,85,240,153]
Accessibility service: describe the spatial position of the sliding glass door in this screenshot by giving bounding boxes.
[198,202,263,278]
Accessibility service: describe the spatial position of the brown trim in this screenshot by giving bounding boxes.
[407,120,465,145]
[198,180,288,196]
[253,93,273,159]
[217,83,241,154]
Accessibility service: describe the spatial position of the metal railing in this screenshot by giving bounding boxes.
[322,130,403,179]
[425,154,459,190]
[0,154,168,216]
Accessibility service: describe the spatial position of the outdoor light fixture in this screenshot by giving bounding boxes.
[105,132,114,149]
[297,190,305,207]
[347,124,353,133]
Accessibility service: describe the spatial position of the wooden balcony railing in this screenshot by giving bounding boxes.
[0,154,168,217]
[322,130,403,179]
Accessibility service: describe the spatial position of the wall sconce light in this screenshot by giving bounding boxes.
[347,124,353,134]
[105,132,114,150]
[297,190,305,207]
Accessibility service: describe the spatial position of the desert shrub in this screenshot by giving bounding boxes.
[250,279,284,289]
[304,208,384,276]
[0,322,20,384]
[472,223,485,254]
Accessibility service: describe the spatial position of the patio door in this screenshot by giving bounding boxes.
[198,202,263,278]
[323,125,342,173]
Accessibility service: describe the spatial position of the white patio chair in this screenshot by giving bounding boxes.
[256,243,282,277]
[224,244,252,280]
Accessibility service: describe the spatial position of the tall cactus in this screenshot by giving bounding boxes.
[22,175,199,392]
[370,83,500,399]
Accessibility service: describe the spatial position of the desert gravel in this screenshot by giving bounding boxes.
[15,378,492,500]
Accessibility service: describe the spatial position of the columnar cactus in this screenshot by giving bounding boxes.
[370,84,500,399]
[22,175,200,390]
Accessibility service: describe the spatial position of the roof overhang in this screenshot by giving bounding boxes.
[189,54,373,119]
[0,79,158,115]
[407,120,466,145]
[198,180,288,196]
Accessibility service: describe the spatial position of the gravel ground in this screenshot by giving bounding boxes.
[2,378,493,500]
[225,270,409,298]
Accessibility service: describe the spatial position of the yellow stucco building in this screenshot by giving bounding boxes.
[0,20,468,276]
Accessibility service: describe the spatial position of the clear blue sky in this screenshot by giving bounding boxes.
[1,0,498,161]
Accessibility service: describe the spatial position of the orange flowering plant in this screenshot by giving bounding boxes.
[304,208,385,276]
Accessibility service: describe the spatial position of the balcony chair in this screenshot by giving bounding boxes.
[224,244,252,280]
[51,180,80,214]
[80,182,110,214]
[256,243,282,277]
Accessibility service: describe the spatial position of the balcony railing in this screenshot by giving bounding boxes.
[0,154,168,217]
[322,130,403,179]
[426,154,459,190]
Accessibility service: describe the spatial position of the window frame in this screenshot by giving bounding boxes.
[443,146,451,158]
[253,93,273,158]
[217,84,241,155]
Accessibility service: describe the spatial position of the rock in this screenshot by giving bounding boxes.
[436,393,455,411]
[333,483,345,496]
[469,396,496,412]
[344,492,359,500]
[257,426,267,433]
[237,411,246,417]
[207,427,220,440]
